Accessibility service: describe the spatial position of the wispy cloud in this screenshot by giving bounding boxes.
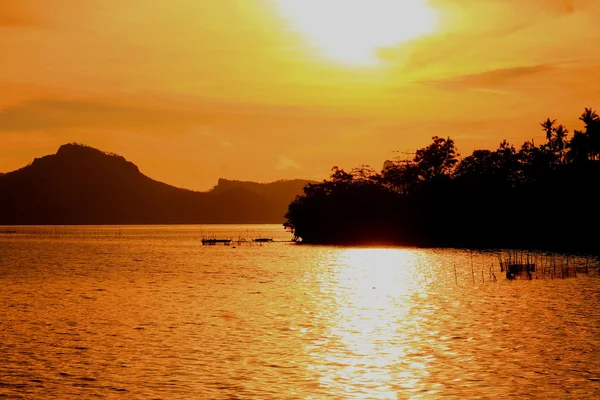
[0,97,303,131]
[0,7,35,27]
[420,64,554,92]
[0,15,34,27]
[0,99,192,132]
[276,155,301,170]
[386,0,600,84]
[0,0,53,28]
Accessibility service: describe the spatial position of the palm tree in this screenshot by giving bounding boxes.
[579,108,600,160]
[540,118,556,142]
[579,108,599,128]
[553,124,569,162]
[566,130,590,164]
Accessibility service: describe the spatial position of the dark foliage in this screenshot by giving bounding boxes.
[285,109,600,253]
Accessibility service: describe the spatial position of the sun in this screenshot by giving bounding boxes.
[276,0,439,66]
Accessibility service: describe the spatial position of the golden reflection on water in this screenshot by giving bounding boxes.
[1,227,599,398]
[311,248,433,398]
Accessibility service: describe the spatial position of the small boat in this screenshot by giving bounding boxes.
[252,237,273,243]
[201,238,232,245]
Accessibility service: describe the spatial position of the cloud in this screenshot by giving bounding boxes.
[0,1,42,27]
[423,64,554,91]
[0,99,193,132]
[383,0,600,83]
[0,15,34,27]
[461,64,553,83]
[0,94,373,142]
[0,97,312,133]
[276,155,301,170]
[538,0,594,14]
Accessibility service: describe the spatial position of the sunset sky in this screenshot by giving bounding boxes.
[1,0,599,190]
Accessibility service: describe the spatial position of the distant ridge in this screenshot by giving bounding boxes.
[0,143,314,225]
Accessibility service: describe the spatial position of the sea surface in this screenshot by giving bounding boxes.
[0,225,599,399]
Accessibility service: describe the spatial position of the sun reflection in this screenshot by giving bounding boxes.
[308,248,434,398]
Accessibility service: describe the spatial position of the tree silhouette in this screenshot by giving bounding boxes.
[540,118,568,161]
[414,136,459,181]
[455,149,495,178]
[566,130,590,163]
[553,124,569,163]
[382,160,421,194]
[579,108,599,127]
[580,108,600,160]
[284,107,600,253]
[540,118,556,142]
[350,165,378,183]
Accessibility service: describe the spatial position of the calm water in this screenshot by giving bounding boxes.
[1,225,599,399]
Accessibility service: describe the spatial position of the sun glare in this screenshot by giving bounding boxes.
[276,0,439,66]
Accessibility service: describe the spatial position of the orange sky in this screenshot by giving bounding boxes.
[1,0,599,190]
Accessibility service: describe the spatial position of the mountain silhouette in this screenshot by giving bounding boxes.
[0,143,313,225]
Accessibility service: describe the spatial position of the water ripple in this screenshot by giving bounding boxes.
[0,226,599,398]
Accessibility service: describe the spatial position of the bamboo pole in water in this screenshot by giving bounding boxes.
[481,263,485,284]
[470,250,475,285]
[540,254,546,278]
[453,264,458,286]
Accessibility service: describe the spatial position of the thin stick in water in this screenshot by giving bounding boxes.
[454,263,458,286]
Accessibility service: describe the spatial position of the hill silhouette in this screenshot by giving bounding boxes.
[0,143,313,225]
